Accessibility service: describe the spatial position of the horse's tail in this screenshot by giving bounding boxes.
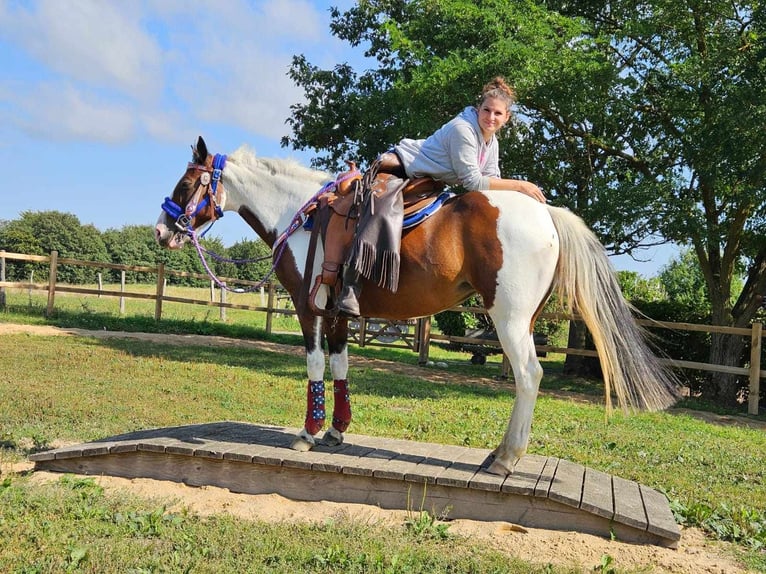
[547,206,681,412]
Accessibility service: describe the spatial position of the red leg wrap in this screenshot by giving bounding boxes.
[304,380,325,435]
[332,379,352,433]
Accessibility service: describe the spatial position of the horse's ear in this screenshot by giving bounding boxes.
[192,136,208,164]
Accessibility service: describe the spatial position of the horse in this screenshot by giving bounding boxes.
[155,136,680,476]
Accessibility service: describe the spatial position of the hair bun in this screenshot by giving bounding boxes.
[482,76,515,102]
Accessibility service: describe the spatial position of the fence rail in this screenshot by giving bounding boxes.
[1,250,762,415]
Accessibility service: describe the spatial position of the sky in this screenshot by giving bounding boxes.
[0,0,675,277]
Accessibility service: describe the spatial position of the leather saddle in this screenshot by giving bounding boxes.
[304,155,446,316]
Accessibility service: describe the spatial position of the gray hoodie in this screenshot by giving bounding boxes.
[394,106,501,190]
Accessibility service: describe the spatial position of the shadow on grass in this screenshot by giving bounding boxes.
[82,335,508,402]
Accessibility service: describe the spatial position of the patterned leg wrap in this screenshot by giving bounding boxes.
[332,379,352,433]
[304,380,325,435]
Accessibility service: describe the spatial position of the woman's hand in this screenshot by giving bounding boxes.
[489,178,547,203]
[518,181,546,203]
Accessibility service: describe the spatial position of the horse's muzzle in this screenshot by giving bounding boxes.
[155,222,187,250]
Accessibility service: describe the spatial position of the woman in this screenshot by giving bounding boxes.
[338,77,545,317]
[394,77,546,203]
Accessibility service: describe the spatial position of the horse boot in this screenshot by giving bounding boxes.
[337,267,361,318]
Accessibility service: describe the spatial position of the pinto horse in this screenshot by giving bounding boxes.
[155,136,679,476]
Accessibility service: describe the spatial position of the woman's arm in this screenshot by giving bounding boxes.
[488,177,546,203]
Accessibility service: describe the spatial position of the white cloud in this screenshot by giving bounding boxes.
[16,83,136,143]
[0,0,163,100]
[0,0,340,145]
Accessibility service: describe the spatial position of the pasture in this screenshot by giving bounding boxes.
[1,288,765,572]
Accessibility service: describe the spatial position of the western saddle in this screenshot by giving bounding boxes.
[304,153,445,316]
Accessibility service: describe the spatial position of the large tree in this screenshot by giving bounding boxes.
[285,0,766,404]
[549,0,766,401]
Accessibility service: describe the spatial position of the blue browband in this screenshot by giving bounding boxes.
[162,153,227,234]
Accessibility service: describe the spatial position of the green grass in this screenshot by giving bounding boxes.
[1,286,765,571]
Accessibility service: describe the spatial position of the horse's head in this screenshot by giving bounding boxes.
[155,136,227,249]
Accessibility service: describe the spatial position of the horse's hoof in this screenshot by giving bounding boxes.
[322,427,344,447]
[290,429,316,452]
[486,458,515,477]
[291,437,313,452]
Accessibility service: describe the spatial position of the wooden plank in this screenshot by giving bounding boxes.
[312,446,377,474]
[534,457,559,498]
[469,469,506,492]
[373,451,426,481]
[640,484,681,542]
[503,454,547,496]
[435,447,491,488]
[612,476,648,531]
[580,466,614,520]
[548,458,585,509]
[405,444,467,484]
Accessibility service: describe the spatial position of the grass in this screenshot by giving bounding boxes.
[1,286,765,571]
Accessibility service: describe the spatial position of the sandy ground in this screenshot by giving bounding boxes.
[2,323,759,573]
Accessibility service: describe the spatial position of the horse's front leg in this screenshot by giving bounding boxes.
[291,316,328,452]
[322,318,351,447]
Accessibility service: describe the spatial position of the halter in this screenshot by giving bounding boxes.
[161,153,227,236]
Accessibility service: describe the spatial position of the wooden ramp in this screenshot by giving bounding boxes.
[29,421,680,547]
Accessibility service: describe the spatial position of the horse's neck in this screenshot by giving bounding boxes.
[221,149,330,243]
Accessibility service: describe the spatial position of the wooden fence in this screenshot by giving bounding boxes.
[1,250,762,415]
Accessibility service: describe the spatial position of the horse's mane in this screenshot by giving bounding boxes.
[228,145,331,187]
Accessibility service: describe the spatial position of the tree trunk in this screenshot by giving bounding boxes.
[707,332,746,405]
[563,319,605,377]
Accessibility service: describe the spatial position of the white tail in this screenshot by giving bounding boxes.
[547,206,680,412]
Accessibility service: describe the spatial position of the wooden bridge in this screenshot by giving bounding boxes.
[29,421,680,547]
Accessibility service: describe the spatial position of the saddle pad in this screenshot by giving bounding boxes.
[402,192,455,230]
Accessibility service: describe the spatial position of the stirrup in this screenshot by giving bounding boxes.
[307,275,341,317]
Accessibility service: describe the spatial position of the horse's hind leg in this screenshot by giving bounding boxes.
[486,317,544,476]
[322,318,352,447]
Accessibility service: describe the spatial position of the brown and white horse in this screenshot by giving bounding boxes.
[155,136,679,476]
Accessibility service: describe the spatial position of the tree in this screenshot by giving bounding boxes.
[102,225,170,283]
[0,211,109,283]
[285,0,766,404]
[227,239,275,284]
[558,0,766,403]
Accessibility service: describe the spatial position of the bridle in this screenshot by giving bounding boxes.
[161,153,228,236]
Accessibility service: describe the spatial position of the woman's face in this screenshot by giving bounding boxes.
[477,96,510,140]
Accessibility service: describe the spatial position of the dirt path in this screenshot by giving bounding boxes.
[1,323,757,573]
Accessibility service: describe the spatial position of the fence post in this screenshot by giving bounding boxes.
[501,354,511,379]
[119,270,126,314]
[45,250,58,317]
[220,283,227,321]
[266,283,276,334]
[0,250,6,309]
[359,317,367,347]
[749,322,762,415]
[154,263,165,321]
[417,316,432,365]
[97,273,103,297]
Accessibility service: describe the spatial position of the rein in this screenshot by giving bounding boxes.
[164,152,361,294]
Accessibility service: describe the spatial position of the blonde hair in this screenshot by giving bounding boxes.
[480,77,515,110]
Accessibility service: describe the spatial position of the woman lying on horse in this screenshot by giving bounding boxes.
[339,77,547,317]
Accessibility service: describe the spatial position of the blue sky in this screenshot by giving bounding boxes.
[0,0,674,276]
